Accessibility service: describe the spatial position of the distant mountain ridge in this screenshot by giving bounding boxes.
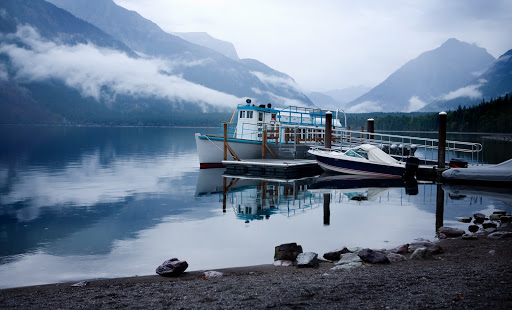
[421,48,512,111]
[46,0,312,107]
[172,32,239,60]
[0,0,313,124]
[346,39,495,113]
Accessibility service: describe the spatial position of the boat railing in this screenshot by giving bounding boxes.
[332,129,483,165]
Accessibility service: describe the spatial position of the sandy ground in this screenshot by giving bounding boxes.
[1,234,511,309]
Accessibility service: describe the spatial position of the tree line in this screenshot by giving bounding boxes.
[345,94,511,133]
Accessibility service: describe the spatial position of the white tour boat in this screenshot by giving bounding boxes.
[195,99,343,168]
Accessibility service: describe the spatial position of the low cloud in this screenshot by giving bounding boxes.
[0,63,7,80]
[347,100,382,113]
[250,71,300,91]
[0,25,241,110]
[0,148,197,222]
[441,83,484,101]
[408,96,428,112]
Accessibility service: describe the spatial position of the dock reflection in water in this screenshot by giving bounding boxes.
[198,168,512,251]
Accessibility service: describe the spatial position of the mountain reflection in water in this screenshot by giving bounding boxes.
[1,126,511,289]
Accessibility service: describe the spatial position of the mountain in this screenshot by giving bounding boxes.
[308,86,372,110]
[46,0,312,107]
[421,49,512,111]
[172,32,239,60]
[346,39,495,113]
[307,92,341,111]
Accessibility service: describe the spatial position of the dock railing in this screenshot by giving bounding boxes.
[332,129,483,166]
[217,122,482,166]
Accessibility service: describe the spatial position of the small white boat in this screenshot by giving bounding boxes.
[442,158,512,186]
[308,144,407,178]
[196,99,343,168]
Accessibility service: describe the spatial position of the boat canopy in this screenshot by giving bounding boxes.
[442,158,512,183]
[344,144,400,165]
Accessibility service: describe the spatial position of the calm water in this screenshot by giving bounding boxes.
[1,126,511,289]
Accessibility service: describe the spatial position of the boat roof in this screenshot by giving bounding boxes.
[346,144,400,165]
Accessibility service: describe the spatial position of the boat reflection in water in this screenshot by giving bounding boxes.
[197,169,420,222]
[197,168,321,220]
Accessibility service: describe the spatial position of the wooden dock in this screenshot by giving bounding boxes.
[224,158,438,181]
[223,159,323,179]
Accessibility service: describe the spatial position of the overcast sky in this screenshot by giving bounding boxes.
[114,0,512,91]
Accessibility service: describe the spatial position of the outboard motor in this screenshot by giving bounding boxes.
[380,144,390,154]
[404,156,420,179]
[449,158,468,168]
[389,144,398,155]
[410,145,418,156]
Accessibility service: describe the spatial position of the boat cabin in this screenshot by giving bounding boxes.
[232,101,343,144]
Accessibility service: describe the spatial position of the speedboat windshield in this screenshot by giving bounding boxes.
[348,144,400,165]
[345,148,369,160]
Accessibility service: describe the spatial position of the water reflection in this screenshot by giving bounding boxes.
[1,126,511,289]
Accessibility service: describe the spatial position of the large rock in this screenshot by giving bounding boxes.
[393,244,409,254]
[438,226,465,237]
[458,217,472,223]
[156,258,188,277]
[323,247,351,261]
[408,242,443,254]
[474,213,486,220]
[274,243,303,261]
[500,216,512,222]
[358,248,390,264]
[487,231,512,239]
[489,214,502,221]
[331,253,363,271]
[386,253,407,263]
[296,252,319,268]
[468,225,480,233]
[482,222,498,229]
[410,247,433,260]
[335,253,362,265]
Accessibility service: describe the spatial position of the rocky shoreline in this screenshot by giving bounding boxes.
[1,212,512,309]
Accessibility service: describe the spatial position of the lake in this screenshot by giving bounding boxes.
[1,126,511,289]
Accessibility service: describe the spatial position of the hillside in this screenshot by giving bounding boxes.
[422,49,512,111]
[346,39,495,113]
[46,0,312,107]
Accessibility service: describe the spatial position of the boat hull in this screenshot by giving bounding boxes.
[195,133,262,168]
[314,153,405,178]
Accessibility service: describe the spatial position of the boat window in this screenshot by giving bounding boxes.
[354,148,369,159]
[345,149,368,159]
[258,112,263,122]
[271,114,276,121]
[247,111,253,118]
[239,111,246,118]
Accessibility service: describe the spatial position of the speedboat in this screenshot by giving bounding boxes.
[308,144,406,178]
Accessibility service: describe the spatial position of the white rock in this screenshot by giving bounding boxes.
[203,271,224,279]
[273,260,293,267]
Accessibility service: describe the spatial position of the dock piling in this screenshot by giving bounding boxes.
[438,112,447,168]
[325,112,332,149]
[367,118,374,140]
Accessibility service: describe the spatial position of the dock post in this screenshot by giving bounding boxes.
[325,111,332,149]
[437,112,447,168]
[323,193,330,225]
[435,184,444,233]
[223,123,228,160]
[222,177,227,213]
[367,118,374,140]
[262,125,267,159]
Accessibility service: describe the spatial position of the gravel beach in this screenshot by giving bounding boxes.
[1,234,511,309]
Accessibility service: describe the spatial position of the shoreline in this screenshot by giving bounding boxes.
[2,236,511,309]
